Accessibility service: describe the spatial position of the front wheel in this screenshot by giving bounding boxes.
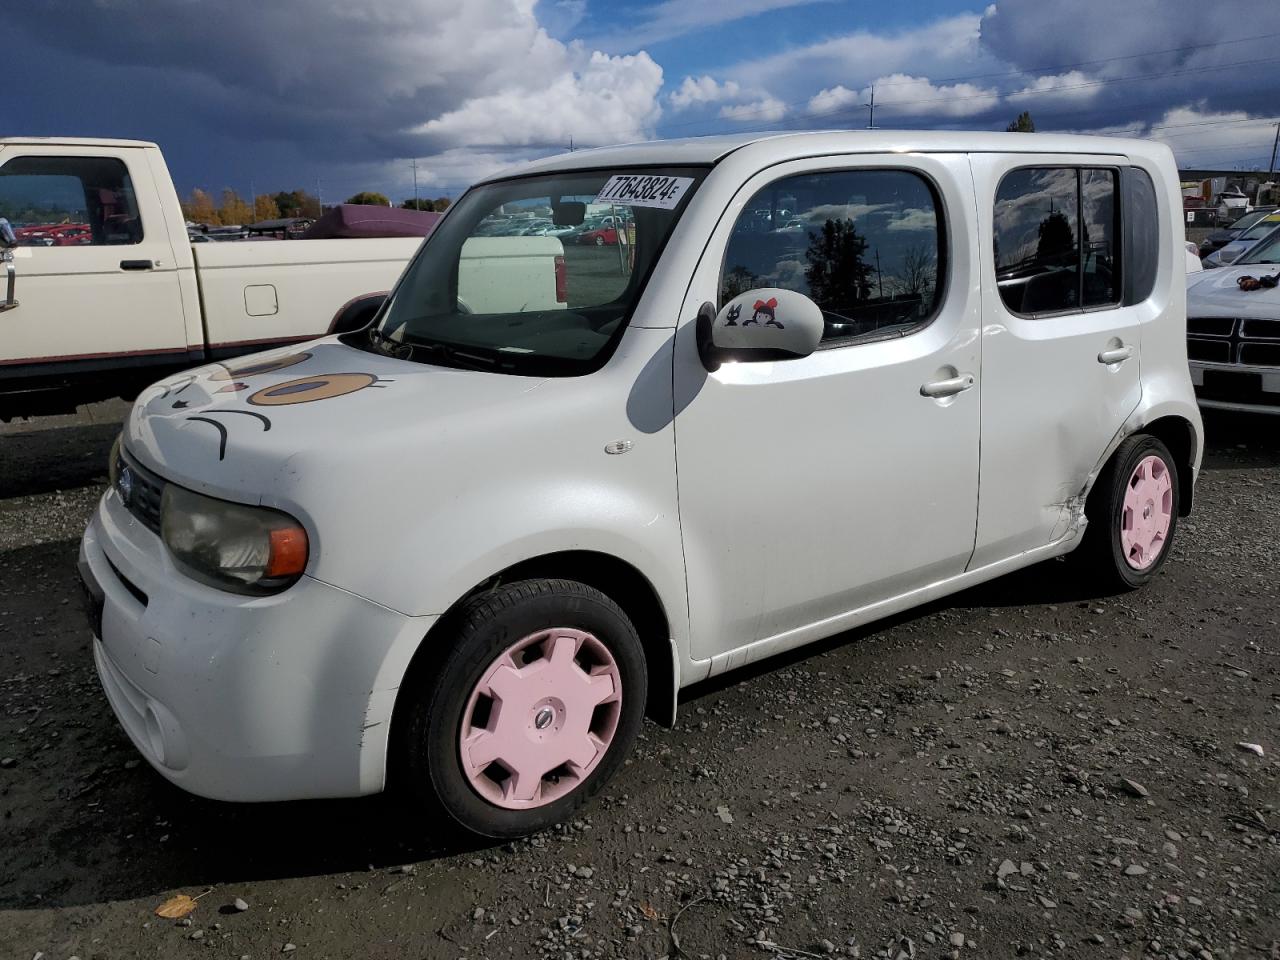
[1077,434,1180,590]
[397,579,647,839]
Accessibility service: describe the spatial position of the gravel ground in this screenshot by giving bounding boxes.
[0,408,1277,960]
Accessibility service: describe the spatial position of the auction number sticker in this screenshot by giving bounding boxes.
[595,175,694,210]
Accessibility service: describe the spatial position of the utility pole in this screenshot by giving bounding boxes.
[569,135,575,152]
[412,159,419,208]
[864,85,877,129]
[316,178,323,216]
[875,250,883,299]
[1268,122,1279,182]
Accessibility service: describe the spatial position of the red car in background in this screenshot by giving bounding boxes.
[13,223,93,246]
[576,226,618,246]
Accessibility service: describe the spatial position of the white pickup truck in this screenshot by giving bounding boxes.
[0,137,565,419]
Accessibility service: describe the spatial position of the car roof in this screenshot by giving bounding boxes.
[480,129,1169,183]
[0,136,158,149]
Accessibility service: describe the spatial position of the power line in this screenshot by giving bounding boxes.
[867,30,1280,90]
[659,31,1280,132]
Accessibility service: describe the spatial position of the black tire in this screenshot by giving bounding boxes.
[1076,434,1180,591]
[397,578,647,839]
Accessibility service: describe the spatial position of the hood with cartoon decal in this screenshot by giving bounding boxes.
[125,337,545,500]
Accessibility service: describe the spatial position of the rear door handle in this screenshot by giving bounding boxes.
[1097,345,1133,364]
[920,373,975,398]
[120,259,154,271]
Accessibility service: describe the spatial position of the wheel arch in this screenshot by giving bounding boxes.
[1138,414,1197,516]
[389,549,678,771]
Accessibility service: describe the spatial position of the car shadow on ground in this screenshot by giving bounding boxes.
[1200,410,1280,469]
[0,422,118,498]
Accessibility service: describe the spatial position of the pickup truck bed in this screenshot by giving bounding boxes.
[0,136,425,419]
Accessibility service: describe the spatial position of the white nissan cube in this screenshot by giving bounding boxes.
[80,132,1202,838]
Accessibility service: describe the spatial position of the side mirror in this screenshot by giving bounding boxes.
[695,287,823,371]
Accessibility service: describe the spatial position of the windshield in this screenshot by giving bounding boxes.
[356,167,706,375]
[1238,225,1280,265]
[1238,216,1280,242]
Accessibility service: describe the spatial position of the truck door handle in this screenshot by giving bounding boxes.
[1097,345,1133,364]
[920,373,975,398]
[119,259,154,271]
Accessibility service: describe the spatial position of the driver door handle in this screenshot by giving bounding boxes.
[1098,345,1133,365]
[920,373,975,398]
[120,259,154,271]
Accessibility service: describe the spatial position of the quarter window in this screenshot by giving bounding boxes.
[0,155,143,246]
[993,166,1121,315]
[720,169,945,345]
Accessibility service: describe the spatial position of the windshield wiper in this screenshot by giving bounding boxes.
[399,335,505,371]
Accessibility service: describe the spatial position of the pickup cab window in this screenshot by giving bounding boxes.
[362,167,706,376]
[720,169,945,345]
[0,155,143,245]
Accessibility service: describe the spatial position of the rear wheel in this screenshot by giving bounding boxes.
[1078,434,1180,590]
[397,579,646,839]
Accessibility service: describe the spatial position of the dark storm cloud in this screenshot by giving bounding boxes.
[6,0,664,196]
[979,0,1278,128]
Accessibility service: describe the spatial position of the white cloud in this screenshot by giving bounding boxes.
[593,0,837,52]
[1008,70,1098,104]
[807,85,860,115]
[719,97,787,123]
[417,50,664,149]
[861,74,1000,118]
[726,13,991,97]
[669,75,742,110]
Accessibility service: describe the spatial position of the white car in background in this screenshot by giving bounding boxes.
[80,131,1201,839]
[1186,226,1280,413]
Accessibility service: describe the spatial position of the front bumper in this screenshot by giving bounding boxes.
[80,489,436,802]
[1189,360,1280,415]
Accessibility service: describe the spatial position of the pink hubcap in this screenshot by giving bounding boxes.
[1120,455,1173,570]
[459,628,622,810]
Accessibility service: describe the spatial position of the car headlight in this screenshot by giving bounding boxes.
[160,484,309,594]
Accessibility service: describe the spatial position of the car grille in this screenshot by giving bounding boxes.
[1187,317,1280,369]
[116,448,167,536]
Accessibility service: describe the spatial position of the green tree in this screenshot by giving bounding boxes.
[400,198,434,211]
[1006,111,1035,133]
[345,191,390,206]
[274,190,321,218]
[433,196,451,211]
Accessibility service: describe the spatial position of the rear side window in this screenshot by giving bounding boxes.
[720,169,945,346]
[1123,167,1159,304]
[994,166,1121,315]
[0,155,143,246]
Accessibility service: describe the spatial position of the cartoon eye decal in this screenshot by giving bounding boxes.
[247,373,389,406]
[209,352,311,381]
